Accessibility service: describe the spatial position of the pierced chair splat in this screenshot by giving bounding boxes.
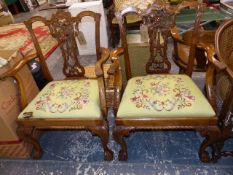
[6,10,114,160]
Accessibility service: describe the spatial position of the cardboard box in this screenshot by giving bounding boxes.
[0,50,39,158]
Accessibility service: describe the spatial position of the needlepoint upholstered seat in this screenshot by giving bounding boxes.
[18,80,101,119]
[117,74,215,118]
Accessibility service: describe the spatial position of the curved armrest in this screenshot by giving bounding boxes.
[107,47,124,75]
[202,44,227,71]
[108,48,124,114]
[95,47,110,77]
[170,26,187,45]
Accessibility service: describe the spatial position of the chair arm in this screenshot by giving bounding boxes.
[0,55,36,110]
[108,48,124,114]
[107,47,124,75]
[202,44,227,71]
[95,47,110,77]
[170,26,187,45]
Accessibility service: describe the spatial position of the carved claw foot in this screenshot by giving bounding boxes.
[198,126,222,163]
[17,126,42,159]
[89,125,113,161]
[113,126,133,161]
[104,148,114,161]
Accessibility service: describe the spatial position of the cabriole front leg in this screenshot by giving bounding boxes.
[198,126,222,163]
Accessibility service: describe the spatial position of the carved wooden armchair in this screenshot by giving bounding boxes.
[204,19,233,160]
[110,2,221,162]
[1,10,114,160]
[107,0,142,47]
[171,17,215,75]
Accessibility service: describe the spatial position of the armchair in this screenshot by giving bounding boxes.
[111,2,221,162]
[1,10,114,160]
[171,24,215,74]
[204,19,233,160]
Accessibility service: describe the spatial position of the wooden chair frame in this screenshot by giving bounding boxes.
[1,10,114,160]
[203,19,233,160]
[171,27,215,74]
[110,2,222,163]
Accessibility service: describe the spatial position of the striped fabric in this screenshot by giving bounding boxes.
[0,141,31,158]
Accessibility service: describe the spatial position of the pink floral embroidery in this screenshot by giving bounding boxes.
[34,80,91,113]
[130,75,195,111]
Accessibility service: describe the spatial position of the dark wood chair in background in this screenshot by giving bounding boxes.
[204,19,233,160]
[107,0,142,47]
[171,23,215,74]
[110,2,223,162]
[1,10,114,160]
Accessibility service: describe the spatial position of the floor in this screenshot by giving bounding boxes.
[0,7,233,175]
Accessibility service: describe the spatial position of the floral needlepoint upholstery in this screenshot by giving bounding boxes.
[117,75,215,118]
[18,80,101,119]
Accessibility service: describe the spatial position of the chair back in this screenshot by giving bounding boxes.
[215,19,233,72]
[116,1,204,80]
[206,19,233,129]
[24,10,101,80]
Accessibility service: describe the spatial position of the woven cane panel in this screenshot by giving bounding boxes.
[218,25,233,70]
[215,72,232,115]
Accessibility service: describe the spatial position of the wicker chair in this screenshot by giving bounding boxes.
[204,19,233,160]
[110,2,222,162]
[1,10,114,160]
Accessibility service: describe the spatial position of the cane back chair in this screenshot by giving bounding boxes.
[204,19,233,160]
[110,2,221,162]
[1,10,114,160]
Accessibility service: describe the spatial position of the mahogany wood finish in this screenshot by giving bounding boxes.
[171,22,215,76]
[204,19,233,160]
[2,10,114,160]
[112,2,223,162]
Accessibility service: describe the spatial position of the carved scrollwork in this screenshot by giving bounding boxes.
[141,6,174,74]
[49,10,85,78]
[198,126,222,163]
